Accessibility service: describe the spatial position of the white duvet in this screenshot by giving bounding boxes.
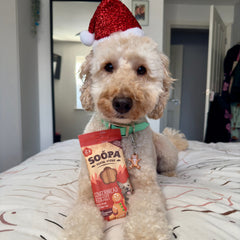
[0,140,239,239]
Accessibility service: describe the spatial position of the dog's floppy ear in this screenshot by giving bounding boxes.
[80,51,94,111]
[147,53,175,119]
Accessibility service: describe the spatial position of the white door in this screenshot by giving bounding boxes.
[164,45,183,130]
[203,5,226,139]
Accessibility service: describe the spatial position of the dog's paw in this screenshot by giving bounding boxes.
[64,202,104,240]
[124,189,171,240]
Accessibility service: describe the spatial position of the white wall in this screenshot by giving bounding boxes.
[18,0,40,160]
[0,0,48,172]
[142,0,165,50]
[38,0,53,151]
[164,4,234,25]
[0,0,22,172]
[164,3,235,53]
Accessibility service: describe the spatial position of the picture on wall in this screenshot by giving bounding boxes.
[132,0,149,26]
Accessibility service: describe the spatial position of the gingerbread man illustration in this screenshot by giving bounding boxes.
[109,193,127,220]
[128,153,141,169]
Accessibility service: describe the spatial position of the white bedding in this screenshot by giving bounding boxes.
[0,140,239,239]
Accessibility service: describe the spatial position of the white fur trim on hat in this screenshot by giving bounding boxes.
[93,27,144,48]
[80,30,95,46]
[122,27,144,38]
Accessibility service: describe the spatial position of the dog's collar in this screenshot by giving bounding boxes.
[102,120,149,136]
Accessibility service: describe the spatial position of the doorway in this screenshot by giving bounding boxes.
[166,28,209,141]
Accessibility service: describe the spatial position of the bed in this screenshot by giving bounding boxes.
[0,140,239,240]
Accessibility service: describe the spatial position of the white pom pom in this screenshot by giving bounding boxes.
[80,30,95,46]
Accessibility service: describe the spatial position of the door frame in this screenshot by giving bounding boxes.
[50,0,101,142]
[164,22,209,57]
[161,22,209,132]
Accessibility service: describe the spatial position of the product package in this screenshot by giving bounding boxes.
[78,129,132,221]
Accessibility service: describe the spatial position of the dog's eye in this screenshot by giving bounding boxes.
[137,66,147,75]
[104,63,114,73]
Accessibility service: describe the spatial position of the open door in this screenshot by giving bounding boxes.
[161,5,226,139]
[203,5,226,139]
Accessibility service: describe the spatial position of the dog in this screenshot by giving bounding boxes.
[117,180,133,199]
[64,31,188,240]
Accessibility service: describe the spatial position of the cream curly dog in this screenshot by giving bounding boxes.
[64,32,187,240]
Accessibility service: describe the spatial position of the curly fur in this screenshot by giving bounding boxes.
[80,33,174,122]
[162,128,188,152]
[65,33,187,240]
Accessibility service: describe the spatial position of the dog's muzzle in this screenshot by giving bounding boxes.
[112,97,133,114]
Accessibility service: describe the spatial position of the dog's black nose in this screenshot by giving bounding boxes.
[112,97,133,114]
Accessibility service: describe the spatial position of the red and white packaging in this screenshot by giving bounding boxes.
[78,129,131,221]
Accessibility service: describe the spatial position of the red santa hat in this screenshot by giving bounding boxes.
[80,0,144,46]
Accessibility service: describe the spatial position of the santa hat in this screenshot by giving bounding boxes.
[80,0,144,46]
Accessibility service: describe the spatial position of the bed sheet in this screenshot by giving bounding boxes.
[0,140,239,240]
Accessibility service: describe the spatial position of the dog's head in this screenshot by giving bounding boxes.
[80,33,174,124]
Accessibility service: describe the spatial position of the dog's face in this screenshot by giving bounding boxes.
[80,33,174,124]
